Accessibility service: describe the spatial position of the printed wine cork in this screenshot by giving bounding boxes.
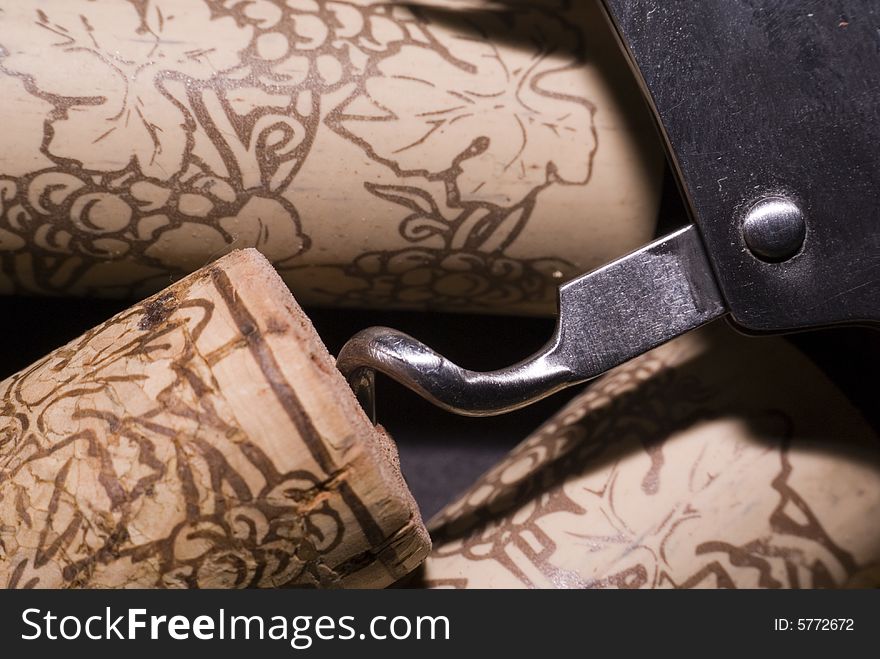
[0,249,429,588]
[0,0,663,314]
[420,323,880,588]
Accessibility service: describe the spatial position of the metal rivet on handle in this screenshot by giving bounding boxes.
[742,196,806,262]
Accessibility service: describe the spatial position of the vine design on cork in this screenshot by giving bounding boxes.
[426,347,862,589]
[0,260,397,589]
[0,0,597,309]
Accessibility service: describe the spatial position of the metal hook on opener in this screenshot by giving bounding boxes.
[336,326,578,421]
[337,226,728,423]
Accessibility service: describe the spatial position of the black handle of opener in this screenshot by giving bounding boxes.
[601,0,880,331]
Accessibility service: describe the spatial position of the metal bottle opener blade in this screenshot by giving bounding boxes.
[337,226,724,420]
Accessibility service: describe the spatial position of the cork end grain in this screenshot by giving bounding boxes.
[212,249,430,585]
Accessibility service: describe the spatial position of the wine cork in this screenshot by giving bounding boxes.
[421,323,880,588]
[0,0,663,314]
[0,249,429,588]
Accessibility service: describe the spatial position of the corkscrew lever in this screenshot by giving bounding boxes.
[337,225,726,422]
